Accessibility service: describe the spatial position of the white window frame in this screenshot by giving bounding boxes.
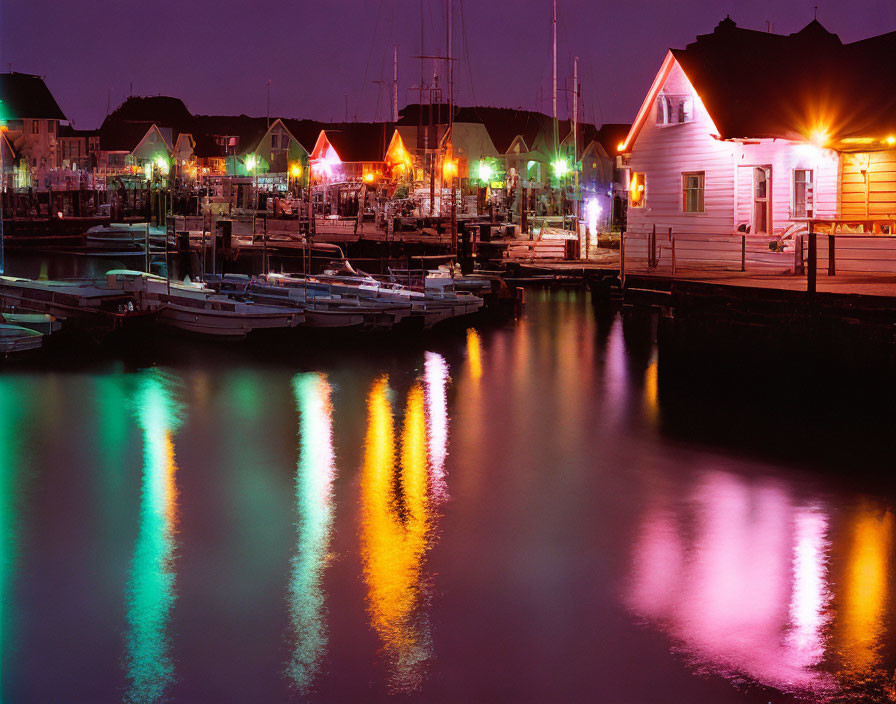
[655,94,695,126]
[681,171,705,213]
[792,168,814,219]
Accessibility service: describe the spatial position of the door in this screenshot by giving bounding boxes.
[753,166,771,234]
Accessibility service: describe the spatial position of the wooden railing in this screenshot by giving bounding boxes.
[621,226,799,277]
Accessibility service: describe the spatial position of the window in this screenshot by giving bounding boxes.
[678,97,694,124]
[682,171,705,212]
[48,121,56,135]
[656,94,694,125]
[32,120,41,135]
[630,172,646,207]
[792,169,814,218]
[271,133,279,149]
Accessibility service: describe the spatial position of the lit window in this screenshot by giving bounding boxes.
[682,171,705,212]
[630,172,646,207]
[656,94,694,125]
[32,120,41,135]
[678,97,694,124]
[792,169,814,218]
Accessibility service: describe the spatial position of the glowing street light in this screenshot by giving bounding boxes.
[552,158,569,178]
[477,161,494,184]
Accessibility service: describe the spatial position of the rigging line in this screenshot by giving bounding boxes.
[356,0,386,122]
[459,0,479,115]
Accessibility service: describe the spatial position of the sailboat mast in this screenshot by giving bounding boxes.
[552,0,558,155]
[393,44,399,122]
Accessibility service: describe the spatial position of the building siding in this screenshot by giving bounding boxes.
[626,60,839,237]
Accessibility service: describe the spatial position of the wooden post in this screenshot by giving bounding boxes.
[620,230,626,289]
[828,234,835,276]
[807,226,816,297]
[145,222,150,274]
[741,234,746,272]
[263,216,268,275]
[649,224,656,268]
[671,236,676,275]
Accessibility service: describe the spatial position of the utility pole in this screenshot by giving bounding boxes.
[552,0,558,156]
[393,44,399,122]
[448,0,456,255]
[266,80,272,128]
[573,56,578,205]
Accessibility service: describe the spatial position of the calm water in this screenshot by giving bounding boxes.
[3,289,896,702]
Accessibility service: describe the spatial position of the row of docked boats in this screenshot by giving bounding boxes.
[0,263,487,349]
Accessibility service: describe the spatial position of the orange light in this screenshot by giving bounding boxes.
[887,136,896,147]
[809,128,829,148]
[363,172,375,183]
[289,163,303,178]
[0,125,7,133]
[442,158,458,179]
[617,141,625,152]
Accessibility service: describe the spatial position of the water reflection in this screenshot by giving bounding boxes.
[0,382,29,701]
[628,470,837,696]
[466,329,482,382]
[286,373,336,692]
[360,377,434,693]
[835,505,894,685]
[424,353,449,502]
[125,370,182,704]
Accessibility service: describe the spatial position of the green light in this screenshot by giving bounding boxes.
[246,155,257,171]
[477,161,494,183]
[155,157,169,176]
[552,158,569,177]
[287,373,336,691]
[125,370,183,704]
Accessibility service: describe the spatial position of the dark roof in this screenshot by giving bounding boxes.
[0,72,66,121]
[58,124,97,139]
[192,114,268,157]
[592,123,631,155]
[102,96,194,131]
[98,96,195,152]
[321,122,393,162]
[671,17,896,141]
[98,122,159,152]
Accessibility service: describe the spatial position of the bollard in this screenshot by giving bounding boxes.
[741,234,746,272]
[807,228,817,297]
[828,234,836,276]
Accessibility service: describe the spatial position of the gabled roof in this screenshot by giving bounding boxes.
[317,123,392,162]
[102,96,193,131]
[98,121,158,152]
[0,72,66,121]
[626,17,896,147]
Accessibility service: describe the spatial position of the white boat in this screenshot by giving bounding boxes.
[85,223,168,246]
[0,275,146,321]
[0,312,62,336]
[105,270,303,339]
[0,324,44,359]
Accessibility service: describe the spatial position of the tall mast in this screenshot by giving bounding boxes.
[393,44,399,122]
[552,0,558,156]
[573,55,579,226]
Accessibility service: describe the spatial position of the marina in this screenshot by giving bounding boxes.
[7,1,896,702]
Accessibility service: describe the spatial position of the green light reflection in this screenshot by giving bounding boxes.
[0,381,30,702]
[124,370,182,704]
[286,373,336,692]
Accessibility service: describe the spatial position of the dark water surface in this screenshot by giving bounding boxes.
[3,288,896,702]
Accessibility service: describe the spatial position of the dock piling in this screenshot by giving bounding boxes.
[808,227,817,297]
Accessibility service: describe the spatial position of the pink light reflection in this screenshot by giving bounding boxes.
[424,352,449,502]
[627,470,836,696]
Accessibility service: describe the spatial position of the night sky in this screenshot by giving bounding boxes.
[1,0,894,129]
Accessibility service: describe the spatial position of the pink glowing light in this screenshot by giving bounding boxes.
[424,352,449,501]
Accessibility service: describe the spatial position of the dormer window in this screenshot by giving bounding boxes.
[656,94,694,125]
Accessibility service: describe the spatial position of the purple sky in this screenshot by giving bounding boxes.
[2,0,894,129]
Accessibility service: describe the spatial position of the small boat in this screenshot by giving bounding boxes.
[0,312,62,336]
[85,223,168,246]
[106,270,304,339]
[0,324,44,359]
